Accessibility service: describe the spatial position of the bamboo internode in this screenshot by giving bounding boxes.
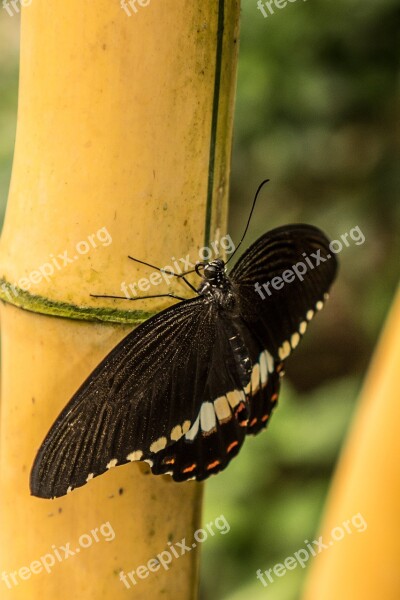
[0,1,240,598]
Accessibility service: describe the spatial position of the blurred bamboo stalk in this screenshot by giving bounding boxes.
[0,1,240,598]
[302,284,400,600]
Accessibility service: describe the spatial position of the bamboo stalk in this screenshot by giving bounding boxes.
[0,1,240,598]
[302,285,400,599]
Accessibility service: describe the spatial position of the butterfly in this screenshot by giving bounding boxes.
[30,182,338,498]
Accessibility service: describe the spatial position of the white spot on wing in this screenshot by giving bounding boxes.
[251,363,260,393]
[170,425,183,441]
[266,351,274,373]
[106,459,118,470]
[306,309,314,321]
[182,420,191,434]
[214,395,231,421]
[185,416,199,441]
[127,450,143,462]
[259,351,268,385]
[278,340,291,360]
[150,437,167,453]
[227,390,241,408]
[67,486,73,494]
[316,300,324,311]
[86,473,94,482]
[291,333,300,349]
[299,321,307,334]
[200,402,217,432]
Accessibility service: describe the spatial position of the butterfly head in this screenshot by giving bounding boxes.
[196,258,226,284]
[204,258,225,277]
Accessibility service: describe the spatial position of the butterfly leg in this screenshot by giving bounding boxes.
[127,256,199,294]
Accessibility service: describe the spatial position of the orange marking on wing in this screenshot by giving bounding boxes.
[163,457,175,465]
[271,393,279,402]
[235,403,248,426]
[249,417,257,427]
[261,414,269,422]
[182,464,197,474]
[207,460,220,470]
[227,441,239,453]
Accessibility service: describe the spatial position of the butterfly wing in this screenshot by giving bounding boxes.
[230,224,338,361]
[30,296,252,498]
[31,297,211,497]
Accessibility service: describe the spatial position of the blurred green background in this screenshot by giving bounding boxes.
[0,1,398,599]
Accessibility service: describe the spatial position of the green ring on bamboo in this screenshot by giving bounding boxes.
[0,278,157,325]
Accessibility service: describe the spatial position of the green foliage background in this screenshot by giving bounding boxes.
[205,1,399,598]
[0,1,398,599]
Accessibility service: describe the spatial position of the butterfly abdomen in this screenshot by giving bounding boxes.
[225,320,253,388]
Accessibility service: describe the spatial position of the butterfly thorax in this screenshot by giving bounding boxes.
[196,259,236,311]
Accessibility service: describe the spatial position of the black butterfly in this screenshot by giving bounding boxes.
[30,183,338,498]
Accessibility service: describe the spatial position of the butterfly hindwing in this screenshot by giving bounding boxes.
[148,315,252,481]
[148,318,283,481]
[149,391,247,481]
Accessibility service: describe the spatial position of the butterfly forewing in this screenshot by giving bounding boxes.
[230,224,338,361]
[31,297,219,498]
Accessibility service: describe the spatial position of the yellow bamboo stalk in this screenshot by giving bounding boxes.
[0,1,240,598]
[302,285,400,600]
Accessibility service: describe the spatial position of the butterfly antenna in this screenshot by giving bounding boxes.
[225,179,269,265]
